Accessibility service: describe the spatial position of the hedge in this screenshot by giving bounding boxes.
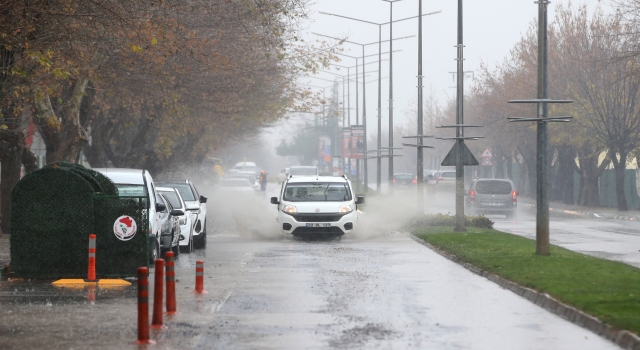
[407,213,494,229]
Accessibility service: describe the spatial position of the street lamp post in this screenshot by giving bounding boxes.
[382,0,403,195]
[319,9,440,192]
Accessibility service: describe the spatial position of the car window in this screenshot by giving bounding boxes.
[158,183,196,201]
[283,182,352,202]
[117,184,148,197]
[475,181,513,195]
[160,191,183,209]
[290,167,317,175]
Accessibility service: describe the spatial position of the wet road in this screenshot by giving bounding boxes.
[0,186,620,349]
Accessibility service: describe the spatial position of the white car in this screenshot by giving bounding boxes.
[228,171,260,191]
[156,187,193,254]
[271,175,364,238]
[289,166,319,177]
[93,168,164,263]
[219,177,255,192]
[156,180,208,250]
[233,161,260,177]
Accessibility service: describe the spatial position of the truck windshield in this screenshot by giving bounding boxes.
[284,182,352,202]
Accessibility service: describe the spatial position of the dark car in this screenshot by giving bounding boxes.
[466,178,518,218]
[392,173,416,187]
[155,192,183,257]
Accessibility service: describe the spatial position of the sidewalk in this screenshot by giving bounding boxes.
[520,197,640,221]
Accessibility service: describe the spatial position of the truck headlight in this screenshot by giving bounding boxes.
[339,204,354,213]
[283,205,297,214]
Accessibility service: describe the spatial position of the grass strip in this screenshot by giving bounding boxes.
[413,226,640,335]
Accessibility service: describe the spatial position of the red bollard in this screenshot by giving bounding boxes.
[165,251,177,314]
[135,267,155,344]
[87,234,97,282]
[194,260,207,294]
[151,259,165,329]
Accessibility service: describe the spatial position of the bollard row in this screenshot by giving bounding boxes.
[136,256,207,342]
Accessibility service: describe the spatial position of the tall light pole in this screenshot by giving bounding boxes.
[506,1,572,255]
[383,0,403,195]
[319,9,440,192]
[417,0,424,211]
[317,33,413,193]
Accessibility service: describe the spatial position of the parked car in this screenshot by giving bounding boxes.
[392,173,416,187]
[93,168,164,263]
[466,178,518,218]
[154,191,182,257]
[157,187,193,254]
[271,175,364,238]
[156,180,208,250]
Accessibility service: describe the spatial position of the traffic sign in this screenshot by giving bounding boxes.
[441,142,479,166]
[482,148,492,158]
[481,156,494,167]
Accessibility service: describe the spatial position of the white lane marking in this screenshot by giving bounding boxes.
[209,284,235,313]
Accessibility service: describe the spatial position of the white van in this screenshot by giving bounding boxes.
[93,168,164,263]
[271,175,364,238]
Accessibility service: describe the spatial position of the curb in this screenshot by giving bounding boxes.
[522,202,640,221]
[410,234,640,350]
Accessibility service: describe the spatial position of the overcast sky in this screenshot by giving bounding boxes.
[260,0,611,168]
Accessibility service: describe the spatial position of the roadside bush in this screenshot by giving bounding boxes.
[407,213,494,229]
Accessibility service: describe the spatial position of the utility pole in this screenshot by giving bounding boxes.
[506,1,572,255]
[383,0,402,195]
[417,0,424,212]
[454,0,465,231]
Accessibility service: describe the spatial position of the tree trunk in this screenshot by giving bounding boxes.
[34,78,90,164]
[556,145,576,205]
[609,149,629,211]
[0,131,25,235]
[577,143,609,207]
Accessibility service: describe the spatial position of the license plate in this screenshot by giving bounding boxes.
[305,223,331,227]
[482,202,504,206]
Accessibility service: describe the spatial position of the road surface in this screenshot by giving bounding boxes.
[0,185,620,349]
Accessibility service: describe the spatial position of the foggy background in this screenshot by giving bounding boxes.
[224,0,611,176]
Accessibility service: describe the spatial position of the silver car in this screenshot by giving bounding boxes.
[466,178,518,218]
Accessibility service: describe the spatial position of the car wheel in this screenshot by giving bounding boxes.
[149,240,159,265]
[180,232,193,253]
[195,221,207,249]
[172,242,180,257]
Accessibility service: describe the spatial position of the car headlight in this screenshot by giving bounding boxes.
[283,204,297,214]
[339,204,354,213]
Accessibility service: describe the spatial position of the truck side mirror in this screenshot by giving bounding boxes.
[270,197,280,205]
